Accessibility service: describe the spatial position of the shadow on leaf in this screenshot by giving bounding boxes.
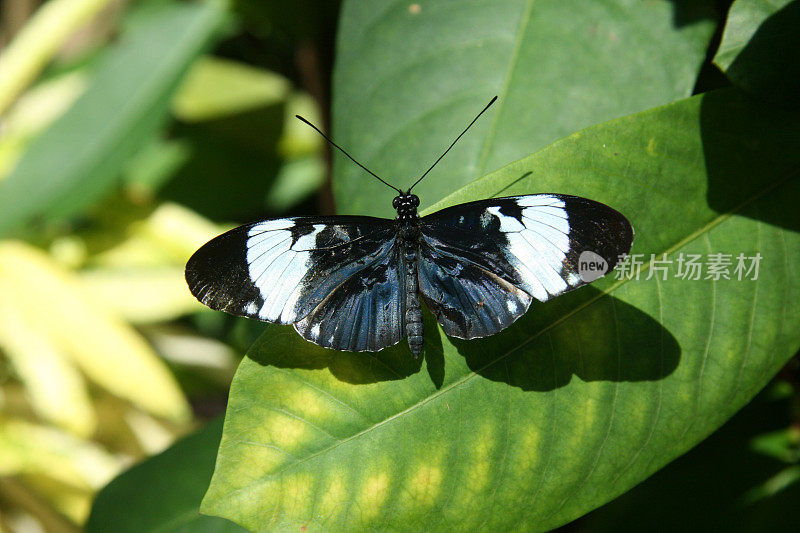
[701,89,800,233]
[247,284,679,392]
[247,323,424,384]
[664,0,718,28]
[722,1,800,106]
[452,286,681,391]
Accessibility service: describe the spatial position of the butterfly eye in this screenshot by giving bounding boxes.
[411,196,419,207]
[393,197,400,209]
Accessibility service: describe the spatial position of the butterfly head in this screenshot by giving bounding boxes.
[393,191,419,221]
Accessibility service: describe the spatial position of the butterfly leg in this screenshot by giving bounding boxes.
[404,243,423,357]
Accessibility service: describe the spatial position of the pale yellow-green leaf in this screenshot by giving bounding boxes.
[0,242,190,422]
[144,325,240,378]
[79,267,203,324]
[277,92,323,159]
[91,202,224,269]
[0,287,95,437]
[49,235,89,270]
[0,477,81,533]
[19,474,94,525]
[89,234,177,270]
[0,418,121,489]
[0,137,27,183]
[266,155,325,212]
[131,202,226,262]
[0,71,87,139]
[0,0,112,115]
[172,56,290,122]
[266,93,326,210]
[122,409,177,456]
[0,72,87,180]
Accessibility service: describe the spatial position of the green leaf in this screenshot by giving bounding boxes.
[200,88,800,530]
[265,155,325,212]
[165,61,325,220]
[332,0,717,216]
[162,58,305,221]
[87,419,246,533]
[0,241,191,423]
[713,0,800,104]
[0,0,226,235]
[581,383,800,531]
[172,56,290,123]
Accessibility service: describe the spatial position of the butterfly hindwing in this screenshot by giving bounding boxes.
[293,240,406,352]
[418,194,633,339]
[185,216,401,348]
[417,242,534,339]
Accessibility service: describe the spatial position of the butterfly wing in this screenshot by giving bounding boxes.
[292,241,405,352]
[418,194,633,339]
[185,216,406,351]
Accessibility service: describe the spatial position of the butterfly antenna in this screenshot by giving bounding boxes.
[295,115,402,193]
[408,95,498,192]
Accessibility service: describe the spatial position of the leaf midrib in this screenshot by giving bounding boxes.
[230,168,797,498]
[473,0,536,178]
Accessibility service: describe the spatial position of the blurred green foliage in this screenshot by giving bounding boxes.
[0,0,798,531]
[0,0,333,529]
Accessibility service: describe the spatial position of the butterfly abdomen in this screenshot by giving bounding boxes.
[403,232,423,357]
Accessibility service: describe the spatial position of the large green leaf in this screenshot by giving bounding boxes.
[0,0,226,235]
[87,419,246,533]
[581,381,800,531]
[200,88,800,530]
[713,0,800,104]
[332,0,717,216]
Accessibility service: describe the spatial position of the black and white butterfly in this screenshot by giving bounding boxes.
[185,97,634,357]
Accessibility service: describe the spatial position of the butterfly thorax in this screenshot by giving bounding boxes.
[393,192,419,223]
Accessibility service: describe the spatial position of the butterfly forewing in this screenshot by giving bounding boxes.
[417,194,633,339]
[185,216,399,338]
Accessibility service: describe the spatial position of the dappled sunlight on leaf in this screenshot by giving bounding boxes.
[203,89,800,531]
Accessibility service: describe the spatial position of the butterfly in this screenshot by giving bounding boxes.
[185,97,634,357]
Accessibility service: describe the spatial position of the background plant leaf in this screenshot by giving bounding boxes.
[0,0,225,235]
[162,58,323,220]
[86,419,246,533]
[332,0,717,216]
[200,88,800,530]
[713,0,800,105]
[0,241,191,423]
[0,418,120,490]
